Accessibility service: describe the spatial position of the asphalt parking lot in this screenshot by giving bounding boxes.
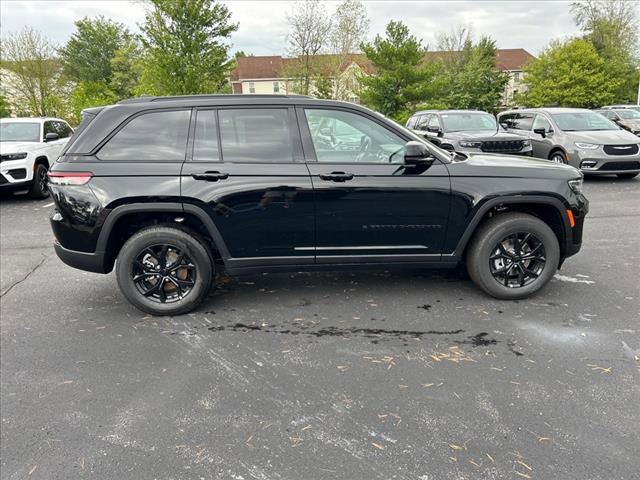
[1,177,639,480]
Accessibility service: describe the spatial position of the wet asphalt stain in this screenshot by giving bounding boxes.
[206,321,464,345]
[455,332,498,347]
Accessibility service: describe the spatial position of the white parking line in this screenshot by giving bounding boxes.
[43,202,54,207]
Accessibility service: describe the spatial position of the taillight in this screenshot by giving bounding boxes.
[48,171,93,186]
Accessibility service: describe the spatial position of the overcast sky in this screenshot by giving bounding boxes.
[0,0,586,56]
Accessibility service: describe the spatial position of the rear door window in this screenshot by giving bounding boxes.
[219,108,293,162]
[98,110,190,161]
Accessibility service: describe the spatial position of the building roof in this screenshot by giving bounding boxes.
[231,49,536,81]
[495,48,536,71]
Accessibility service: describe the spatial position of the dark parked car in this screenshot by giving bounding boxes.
[596,108,640,136]
[406,110,533,156]
[49,95,588,315]
[498,108,640,178]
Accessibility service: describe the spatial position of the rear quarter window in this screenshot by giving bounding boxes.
[98,110,191,161]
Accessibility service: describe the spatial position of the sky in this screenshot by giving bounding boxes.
[0,0,585,56]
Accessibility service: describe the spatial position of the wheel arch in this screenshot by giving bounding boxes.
[34,155,50,169]
[452,196,571,263]
[548,147,567,161]
[97,203,230,272]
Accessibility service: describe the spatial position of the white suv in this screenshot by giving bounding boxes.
[0,117,73,198]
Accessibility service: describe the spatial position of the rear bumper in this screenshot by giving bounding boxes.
[54,241,110,274]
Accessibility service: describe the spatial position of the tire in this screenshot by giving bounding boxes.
[116,226,213,316]
[466,213,560,300]
[549,150,567,164]
[29,163,50,199]
[617,172,639,179]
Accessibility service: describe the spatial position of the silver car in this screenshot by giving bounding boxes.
[596,109,640,136]
[498,108,640,179]
[407,110,533,156]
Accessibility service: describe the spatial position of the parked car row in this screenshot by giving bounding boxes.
[407,106,640,179]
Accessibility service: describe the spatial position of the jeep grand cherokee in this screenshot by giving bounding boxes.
[49,95,588,315]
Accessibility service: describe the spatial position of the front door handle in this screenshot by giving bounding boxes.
[319,172,354,182]
[191,171,229,182]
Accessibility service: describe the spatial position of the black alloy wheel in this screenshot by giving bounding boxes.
[489,232,546,288]
[132,244,196,303]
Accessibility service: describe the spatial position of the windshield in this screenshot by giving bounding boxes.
[617,110,640,120]
[441,113,497,132]
[551,112,618,131]
[0,122,40,142]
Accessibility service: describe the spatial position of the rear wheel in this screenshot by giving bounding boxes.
[466,213,560,300]
[29,163,50,199]
[116,226,213,316]
[549,151,567,164]
[617,172,639,179]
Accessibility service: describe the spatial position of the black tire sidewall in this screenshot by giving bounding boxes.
[116,227,213,316]
[29,164,50,199]
[468,214,560,300]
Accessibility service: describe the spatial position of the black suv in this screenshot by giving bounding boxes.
[49,95,588,315]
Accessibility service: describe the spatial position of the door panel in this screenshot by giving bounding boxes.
[300,107,451,262]
[306,162,451,261]
[181,107,314,262]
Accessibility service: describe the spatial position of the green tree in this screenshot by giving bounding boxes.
[360,21,441,120]
[442,37,509,112]
[571,0,639,103]
[137,0,238,95]
[59,17,131,84]
[518,38,619,108]
[0,95,12,117]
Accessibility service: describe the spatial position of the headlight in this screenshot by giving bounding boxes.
[522,139,531,147]
[1,152,28,161]
[568,178,583,194]
[459,140,482,148]
[575,142,599,150]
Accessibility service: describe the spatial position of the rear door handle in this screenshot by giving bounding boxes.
[319,172,354,182]
[191,171,229,182]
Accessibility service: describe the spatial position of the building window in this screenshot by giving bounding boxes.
[273,81,280,93]
[513,72,521,82]
[249,82,255,94]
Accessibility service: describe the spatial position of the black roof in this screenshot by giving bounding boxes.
[117,94,313,104]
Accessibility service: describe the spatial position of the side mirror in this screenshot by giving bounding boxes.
[427,126,441,135]
[533,127,547,138]
[404,141,434,165]
[45,132,59,142]
[500,122,509,129]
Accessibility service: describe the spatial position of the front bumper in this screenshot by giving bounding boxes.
[568,148,640,175]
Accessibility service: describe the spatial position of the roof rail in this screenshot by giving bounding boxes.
[117,94,314,104]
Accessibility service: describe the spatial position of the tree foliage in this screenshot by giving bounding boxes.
[517,38,619,108]
[359,21,442,120]
[138,0,237,95]
[0,95,12,117]
[59,16,131,84]
[0,27,63,116]
[285,0,332,95]
[570,0,639,103]
[439,37,509,112]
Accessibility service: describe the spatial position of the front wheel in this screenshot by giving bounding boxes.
[466,213,560,300]
[549,151,567,164]
[29,163,50,199]
[617,172,639,179]
[116,227,213,316]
